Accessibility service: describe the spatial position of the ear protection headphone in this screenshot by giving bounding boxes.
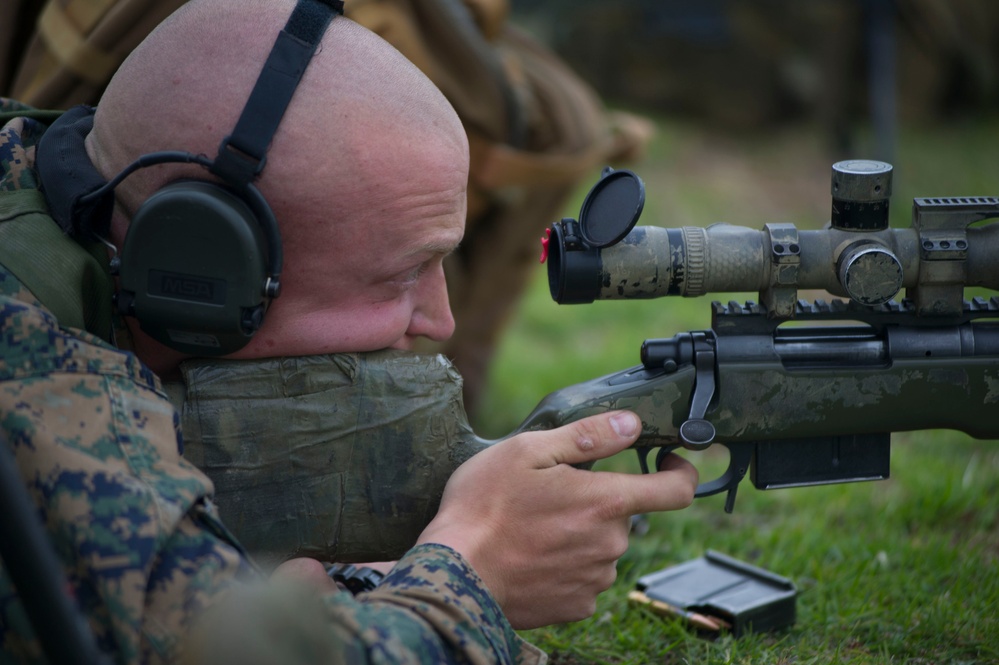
[35,0,344,356]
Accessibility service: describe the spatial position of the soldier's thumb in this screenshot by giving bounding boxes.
[537,411,641,468]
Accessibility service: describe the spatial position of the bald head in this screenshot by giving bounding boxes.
[91,0,470,370]
[91,0,465,220]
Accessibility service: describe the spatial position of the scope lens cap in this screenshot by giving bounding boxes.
[578,168,645,248]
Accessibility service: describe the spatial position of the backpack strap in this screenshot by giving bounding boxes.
[0,188,113,341]
[0,109,65,125]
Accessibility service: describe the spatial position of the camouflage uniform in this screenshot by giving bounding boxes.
[0,99,544,664]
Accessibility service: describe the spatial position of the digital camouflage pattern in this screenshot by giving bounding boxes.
[0,98,544,664]
[0,98,257,663]
[185,545,544,665]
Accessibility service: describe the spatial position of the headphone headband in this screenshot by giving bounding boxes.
[211,0,341,187]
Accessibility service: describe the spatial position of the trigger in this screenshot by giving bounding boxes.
[635,446,654,474]
[723,486,739,514]
[720,443,754,513]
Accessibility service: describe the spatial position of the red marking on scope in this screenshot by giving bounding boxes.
[540,228,552,263]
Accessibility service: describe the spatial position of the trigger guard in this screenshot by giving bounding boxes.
[655,443,753,498]
[635,446,655,474]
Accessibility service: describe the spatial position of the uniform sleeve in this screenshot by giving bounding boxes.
[0,290,258,664]
[329,544,546,665]
[183,543,546,665]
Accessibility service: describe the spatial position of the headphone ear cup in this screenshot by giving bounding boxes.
[116,181,271,355]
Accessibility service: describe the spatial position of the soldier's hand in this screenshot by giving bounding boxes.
[416,411,698,629]
[272,558,339,594]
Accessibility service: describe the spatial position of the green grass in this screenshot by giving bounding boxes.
[474,113,999,663]
[515,431,999,664]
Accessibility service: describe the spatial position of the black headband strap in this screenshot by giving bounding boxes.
[210,0,343,186]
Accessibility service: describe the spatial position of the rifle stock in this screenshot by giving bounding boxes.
[505,299,999,511]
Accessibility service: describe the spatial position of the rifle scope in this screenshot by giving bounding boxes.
[545,163,999,318]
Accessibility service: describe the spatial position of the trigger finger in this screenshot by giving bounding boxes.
[656,451,698,484]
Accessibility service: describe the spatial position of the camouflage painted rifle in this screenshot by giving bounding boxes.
[526,162,999,512]
[174,161,998,562]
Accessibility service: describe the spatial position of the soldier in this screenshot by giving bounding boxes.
[0,1,696,663]
[1,0,653,415]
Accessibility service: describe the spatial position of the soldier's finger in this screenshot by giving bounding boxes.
[593,457,699,516]
[528,411,642,469]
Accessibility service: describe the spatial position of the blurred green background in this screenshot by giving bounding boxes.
[478,113,999,665]
[469,3,999,662]
[510,0,999,145]
[476,0,999,438]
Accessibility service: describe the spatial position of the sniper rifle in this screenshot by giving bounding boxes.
[518,161,999,512]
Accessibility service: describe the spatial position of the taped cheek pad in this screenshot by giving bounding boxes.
[164,349,484,565]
